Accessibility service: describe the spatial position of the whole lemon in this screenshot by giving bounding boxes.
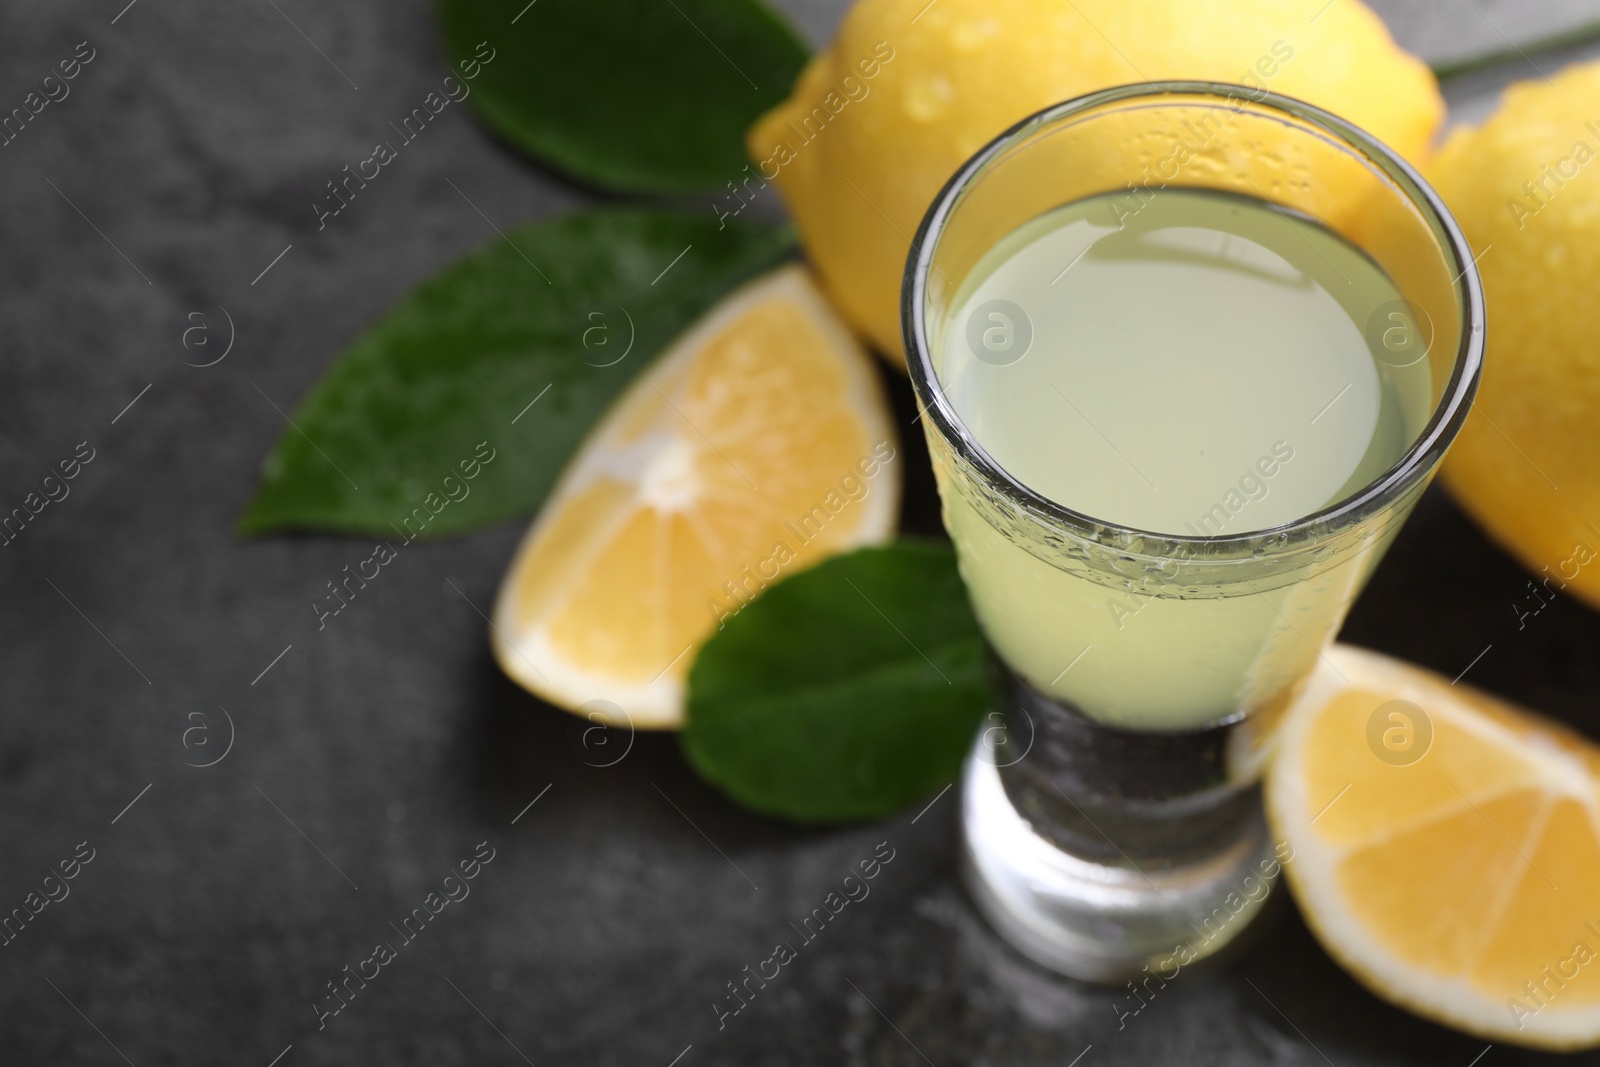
[747,0,1443,363]
[1429,61,1600,610]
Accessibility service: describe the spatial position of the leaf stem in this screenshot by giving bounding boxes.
[1432,16,1600,81]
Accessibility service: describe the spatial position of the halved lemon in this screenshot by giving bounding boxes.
[1268,644,1600,1049]
[490,265,899,730]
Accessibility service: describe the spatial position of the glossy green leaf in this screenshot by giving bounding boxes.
[240,209,794,539]
[683,541,991,823]
[438,0,810,194]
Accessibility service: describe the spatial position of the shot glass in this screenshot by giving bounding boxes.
[903,82,1485,980]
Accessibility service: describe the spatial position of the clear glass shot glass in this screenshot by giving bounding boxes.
[903,82,1485,981]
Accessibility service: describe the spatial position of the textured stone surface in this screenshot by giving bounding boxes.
[2,1,1600,1063]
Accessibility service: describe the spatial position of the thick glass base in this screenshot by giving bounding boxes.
[958,676,1279,982]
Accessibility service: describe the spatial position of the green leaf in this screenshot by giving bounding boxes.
[240,209,794,539]
[682,541,991,823]
[438,0,810,194]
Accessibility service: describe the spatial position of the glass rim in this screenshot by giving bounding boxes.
[902,80,1486,553]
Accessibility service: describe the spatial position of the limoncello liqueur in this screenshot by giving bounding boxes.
[934,189,1434,730]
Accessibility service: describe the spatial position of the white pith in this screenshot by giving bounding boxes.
[489,265,899,730]
[1269,644,1600,1049]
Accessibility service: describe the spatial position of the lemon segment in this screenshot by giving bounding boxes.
[1267,644,1600,1049]
[490,266,900,729]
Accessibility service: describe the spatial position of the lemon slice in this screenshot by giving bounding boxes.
[1267,644,1600,1049]
[490,265,899,729]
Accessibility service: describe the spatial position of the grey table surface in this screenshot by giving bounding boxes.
[4,0,1600,1064]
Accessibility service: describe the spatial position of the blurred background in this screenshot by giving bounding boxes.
[3,0,1600,1063]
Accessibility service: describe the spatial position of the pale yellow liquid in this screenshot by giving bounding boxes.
[935,189,1433,730]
